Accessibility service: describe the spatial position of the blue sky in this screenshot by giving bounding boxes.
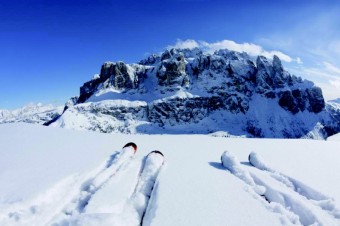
[1,0,340,109]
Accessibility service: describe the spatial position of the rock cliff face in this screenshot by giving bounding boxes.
[326,101,340,135]
[50,48,340,139]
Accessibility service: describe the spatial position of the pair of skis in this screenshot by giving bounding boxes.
[54,142,164,225]
[221,151,340,225]
[122,143,165,200]
[118,143,165,224]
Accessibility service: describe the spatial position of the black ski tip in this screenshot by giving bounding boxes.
[248,154,255,167]
[123,142,137,152]
[149,150,164,157]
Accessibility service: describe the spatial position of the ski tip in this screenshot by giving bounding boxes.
[149,150,164,157]
[248,152,258,167]
[123,142,137,153]
[248,154,253,166]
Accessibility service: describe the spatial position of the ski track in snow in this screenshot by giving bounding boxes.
[45,146,136,225]
[50,148,164,226]
[221,151,340,226]
[1,145,165,226]
[67,146,135,215]
[249,152,340,219]
[64,151,165,226]
[1,146,137,226]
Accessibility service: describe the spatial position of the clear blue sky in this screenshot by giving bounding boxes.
[1,0,340,109]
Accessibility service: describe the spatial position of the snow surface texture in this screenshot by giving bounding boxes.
[222,151,340,225]
[1,124,340,225]
[327,132,340,141]
[0,103,63,125]
[0,127,165,226]
[48,48,340,139]
[221,151,266,195]
[49,151,164,226]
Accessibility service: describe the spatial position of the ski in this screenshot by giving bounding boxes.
[61,142,138,217]
[248,152,331,201]
[248,152,340,218]
[220,151,266,195]
[123,142,138,154]
[129,150,165,222]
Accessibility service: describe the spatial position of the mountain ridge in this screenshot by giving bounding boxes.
[0,103,63,125]
[42,47,340,138]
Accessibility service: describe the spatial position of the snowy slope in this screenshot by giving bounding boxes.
[329,98,340,104]
[1,123,340,226]
[327,132,340,141]
[0,103,63,125]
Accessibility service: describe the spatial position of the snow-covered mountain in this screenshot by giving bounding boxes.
[0,103,63,125]
[49,47,340,139]
[326,100,340,128]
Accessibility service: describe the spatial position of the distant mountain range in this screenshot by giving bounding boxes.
[2,47,340,139]
[0,103,63,125]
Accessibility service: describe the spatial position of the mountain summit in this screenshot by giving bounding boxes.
[49,47,340,139]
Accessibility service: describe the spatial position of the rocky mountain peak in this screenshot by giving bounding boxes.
[50,46,340,138]
[272,55,283,73]
[77,48,326,115]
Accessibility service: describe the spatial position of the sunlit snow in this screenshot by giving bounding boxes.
[1,123,340,226]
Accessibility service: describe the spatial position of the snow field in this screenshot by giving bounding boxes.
[249,170,339,226]
[249,152,335,203]
[249,153,340,220]
[327,132,340,141]
[1,123,340,226]
[222,151,340,225]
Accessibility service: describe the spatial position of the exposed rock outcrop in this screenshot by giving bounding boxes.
[49,47,339,139]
